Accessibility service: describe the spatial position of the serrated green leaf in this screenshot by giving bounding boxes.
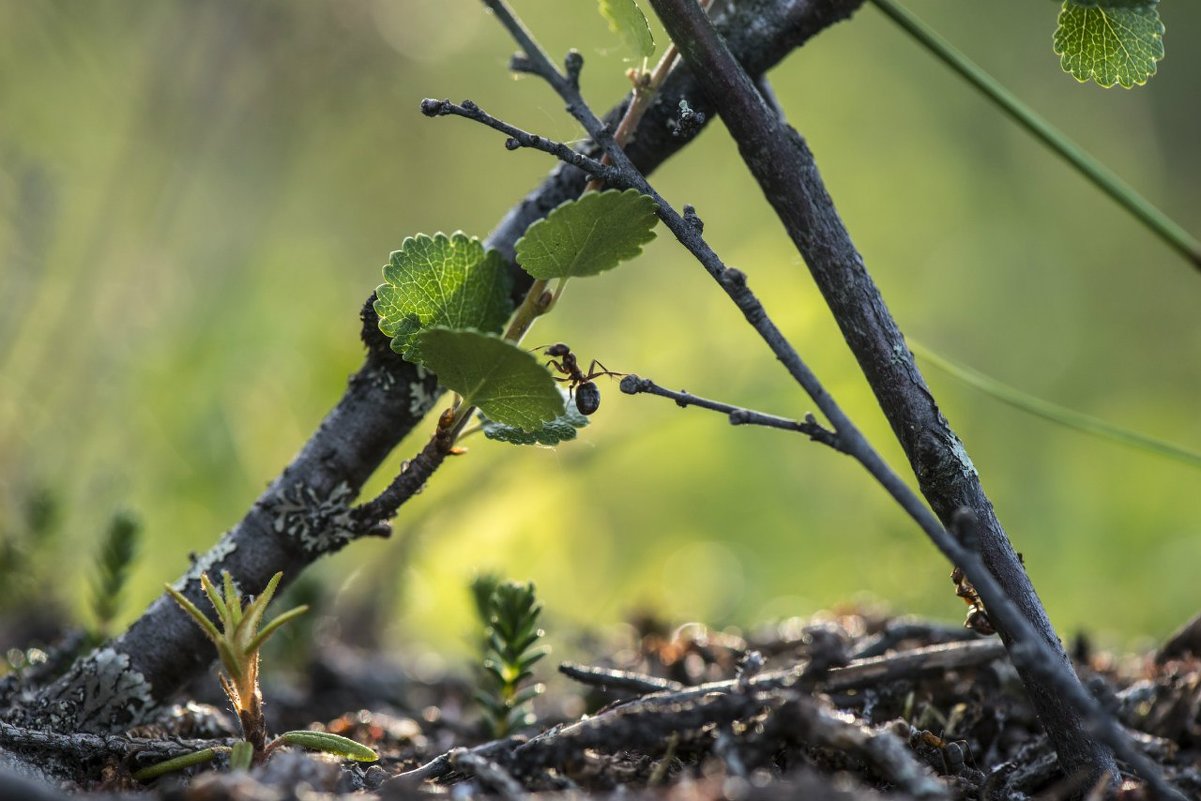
[1053,1,1164,88]
[480,388,589,445]
[598,0,655,59]
[278,730,379,762]
[410,328,564,431]
[374,232,514,359]
[515,189,658,280]
[1067,0,1157,8]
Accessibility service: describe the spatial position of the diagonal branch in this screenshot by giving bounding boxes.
[619,373,842,449]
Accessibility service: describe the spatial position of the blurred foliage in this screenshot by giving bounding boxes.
[1,1,1199,655]
[89,509,141,641]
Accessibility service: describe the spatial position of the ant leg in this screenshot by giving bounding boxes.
[586,359,625,380]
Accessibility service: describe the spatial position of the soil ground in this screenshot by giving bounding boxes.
[3,607,1200,800]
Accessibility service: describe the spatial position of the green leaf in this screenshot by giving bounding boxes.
[598,0,655,59]
[1053,1,1164,88]
[480,388,589,445]
[374,232,514,359]
[410,328,564,431]
[278,730,379,762]
[515,189,658,280]
[1067,0,1157,8]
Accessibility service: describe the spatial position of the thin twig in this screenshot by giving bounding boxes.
[760,696,949,799]
[420,98,622,185]
[1156,608,1201,664]
[558,662,686,695]
[620,373,843,449]
[559,639,1006,700]
[448,748,528,801]
[350,435,448,533]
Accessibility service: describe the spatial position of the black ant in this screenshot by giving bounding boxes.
[950,551,1023,637]
[950,566,995,636]
[542,343,623,416]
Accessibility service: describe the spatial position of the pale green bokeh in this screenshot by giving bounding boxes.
[1,1,1198,656]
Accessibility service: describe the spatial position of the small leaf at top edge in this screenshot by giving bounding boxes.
[597,0,655,58]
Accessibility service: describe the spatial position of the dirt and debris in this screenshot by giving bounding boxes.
[3,607,1200,800]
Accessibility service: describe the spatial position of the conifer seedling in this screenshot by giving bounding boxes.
[472,578,549,737]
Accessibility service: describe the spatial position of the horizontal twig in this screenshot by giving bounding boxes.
[559,639,1006,702]
[0,719,231,763]
[620,374,844,450]
[420,98,624,187]
[558,662,686,695]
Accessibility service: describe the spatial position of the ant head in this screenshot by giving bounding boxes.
[543,343,571,357]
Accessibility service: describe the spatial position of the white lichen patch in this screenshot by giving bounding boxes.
[408,372,438,417]
[270,480,356,554]
[172,535,238,592]
[949,435,979,479]
[39,648,156,733]
[369,365,397,392]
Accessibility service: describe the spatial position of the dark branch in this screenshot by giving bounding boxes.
[558,662,686,695]
[558,639,1004,701]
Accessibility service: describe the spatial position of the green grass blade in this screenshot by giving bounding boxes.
[911,341,1201,469]
[868,0,1201,271]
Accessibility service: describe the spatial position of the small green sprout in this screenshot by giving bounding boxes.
[135,571,377,782]
[472,577,549,737]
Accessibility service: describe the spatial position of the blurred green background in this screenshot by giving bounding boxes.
[1,1,1198,655]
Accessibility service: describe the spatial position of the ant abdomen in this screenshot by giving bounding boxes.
[575,381,601,416]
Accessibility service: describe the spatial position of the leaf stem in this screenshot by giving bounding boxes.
[868,0,1201,271]
[583,4,701,194]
